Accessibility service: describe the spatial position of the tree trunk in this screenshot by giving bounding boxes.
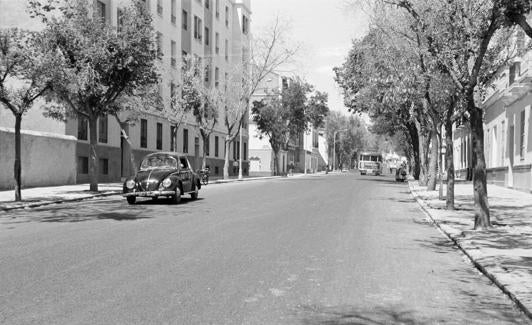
[114,116,137,177]
[88,115,99,192]
[14,113,22,201]
[223,137,231,179]
[201,132,207,169]
[469,103,491,229]
[427,130,439,190]
[417,127,430,185]
[272,148,280,176]
[407,122,420,180]
[445,117,455,210]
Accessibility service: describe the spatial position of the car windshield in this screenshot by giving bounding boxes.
[140,155,178,171]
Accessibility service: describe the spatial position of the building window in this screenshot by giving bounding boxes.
[157,0,163,15]
[225,6,229,27]
[243,142,247,160]
[171,0,176,24]
[215,32,219,54]
[233,141,237,160]
[214,67,219,88]
[194,16,203,41]
[520,110,526,158]
[140,119,148,148]
[237,141,240,159]
[99,158,109,175]
[98,115,108,143]
[215,135,219,157]
[205,0,210,9]
[170,125,176,152]
[205,135,210,156]
[224,73,228,91]
[205,26,210,46]
[509,62,521,85]
[78,156,89,174]
[78,116,88,141]
[171,40,177,67]
[214,166,219,175]
[182,10,188,30]
[117,8,124,32]
[225,39,228,61]
[156,32,163,57]
[204,65,210,83]
[242,15,249,34]
[183,128,189,153]
[96,1,106,22]
[215,0,220,18]
[157,122,163,150]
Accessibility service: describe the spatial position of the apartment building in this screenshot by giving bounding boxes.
[0,0,251,188]
[453,27,532,192]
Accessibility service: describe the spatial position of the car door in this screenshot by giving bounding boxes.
[179,157,192,192]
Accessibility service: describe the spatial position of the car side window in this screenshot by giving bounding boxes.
[179,157,188,170]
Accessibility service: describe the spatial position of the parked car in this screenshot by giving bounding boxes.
[122,152,201,204]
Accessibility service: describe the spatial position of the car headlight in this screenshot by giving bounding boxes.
[126,179,135,189]
[162,178,172,188]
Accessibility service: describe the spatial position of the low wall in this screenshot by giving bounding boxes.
[0,127,77,190]
[512,164,532,193]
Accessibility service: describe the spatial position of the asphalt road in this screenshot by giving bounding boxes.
[0,173,528,324]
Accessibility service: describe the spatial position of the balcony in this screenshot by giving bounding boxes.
[483,67,532,108]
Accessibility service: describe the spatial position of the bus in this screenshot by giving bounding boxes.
[358,152,383,175]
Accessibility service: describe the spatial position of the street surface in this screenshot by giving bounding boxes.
[0,173,528,324]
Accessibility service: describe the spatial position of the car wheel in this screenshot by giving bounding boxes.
[172,187,182,204]
[127,196,136,205]
[190,183,199,200]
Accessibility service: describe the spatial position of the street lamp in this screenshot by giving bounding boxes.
[332,129,348,171]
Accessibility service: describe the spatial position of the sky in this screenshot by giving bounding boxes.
[251,0,371,114]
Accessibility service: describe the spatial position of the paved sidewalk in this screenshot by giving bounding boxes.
[0,172,321,212]
[409,180,532,320]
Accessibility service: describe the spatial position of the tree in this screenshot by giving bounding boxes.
[0,28,56,201]
[221,16,299,179]
[251,95,290,175]
[251,79,329,175]
[334,27,431,182]
[176,55,218,170]
[29,0,159,192]
[325,112,370,170]
[380,0,518,228]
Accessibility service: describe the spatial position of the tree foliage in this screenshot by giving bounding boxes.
[0,28,58,201]
[29,0,159,191]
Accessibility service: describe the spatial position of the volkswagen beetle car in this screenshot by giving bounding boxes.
[122,152,201,204]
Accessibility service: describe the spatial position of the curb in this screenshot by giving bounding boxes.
[0,191,121,212]
[0,175,292,212]
[408,181,532,321]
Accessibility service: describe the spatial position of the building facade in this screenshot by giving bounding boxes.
[0,0,251,188]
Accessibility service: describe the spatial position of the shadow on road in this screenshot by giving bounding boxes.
[133,197,205,205]
[295,304,431,325]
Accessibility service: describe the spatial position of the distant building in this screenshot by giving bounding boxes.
[0,0,251,189]
[248,72,288,176]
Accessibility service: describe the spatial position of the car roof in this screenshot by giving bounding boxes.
[144,152,181,159]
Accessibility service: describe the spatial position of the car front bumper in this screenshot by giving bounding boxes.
[123,190,175,198]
